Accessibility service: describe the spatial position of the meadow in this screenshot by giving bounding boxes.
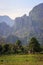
[0,54,43,65]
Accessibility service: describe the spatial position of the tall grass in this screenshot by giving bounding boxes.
[0,54,43,65]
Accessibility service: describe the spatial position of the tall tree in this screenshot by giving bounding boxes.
[13,40,22,54]
[16,40,21,46]
[29,37,41,53]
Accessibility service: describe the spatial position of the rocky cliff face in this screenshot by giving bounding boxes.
[0,3,43,44]
[29,3,43,44]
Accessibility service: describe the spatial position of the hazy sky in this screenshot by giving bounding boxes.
[0,0,43,19]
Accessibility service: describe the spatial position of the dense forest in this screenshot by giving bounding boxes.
[0,37,43,55]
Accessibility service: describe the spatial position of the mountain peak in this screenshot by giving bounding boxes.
[33,3,43,10]
[37,3,43,6]
[0,15,14,26]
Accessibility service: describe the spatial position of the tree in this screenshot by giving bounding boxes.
[0,45,3,54]
[3,44,10,54]
[13,44,18,54]
[29,37,41,53]
[16,40,21,47]
[13,40,23,54]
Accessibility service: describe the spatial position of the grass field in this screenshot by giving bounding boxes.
[0,54,43,65]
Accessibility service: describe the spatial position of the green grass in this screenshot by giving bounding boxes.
[0,54,43,65]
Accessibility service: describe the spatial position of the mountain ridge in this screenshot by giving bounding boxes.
[0,3,43,44]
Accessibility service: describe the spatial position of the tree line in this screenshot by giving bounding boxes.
[0,37,43,55]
